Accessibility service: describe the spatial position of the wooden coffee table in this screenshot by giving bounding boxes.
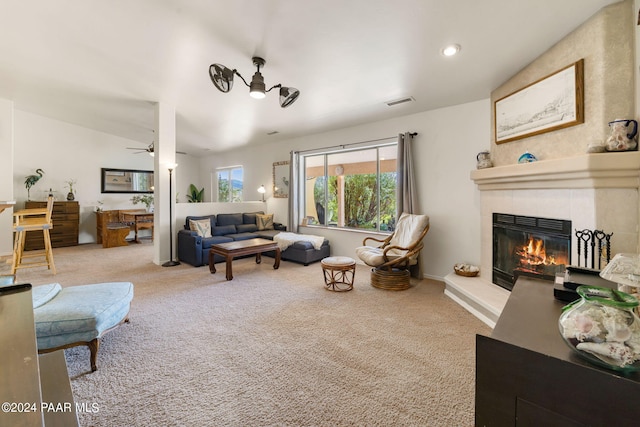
[209,238,281,280]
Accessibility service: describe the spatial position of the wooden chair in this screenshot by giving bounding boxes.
[355,212,430,290]
[12,196,56,274]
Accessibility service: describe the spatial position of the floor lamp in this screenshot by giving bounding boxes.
[162,163,180,267]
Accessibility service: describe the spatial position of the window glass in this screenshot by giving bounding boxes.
[217,167,243,202]
[302,142,397,232]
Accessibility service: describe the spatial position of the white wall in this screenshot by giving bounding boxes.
[12,109,202,244]
[7,100,489,279]
[0,99,14,255]
[197,99,490,280]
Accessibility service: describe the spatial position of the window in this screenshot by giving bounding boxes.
[217,167,243,202]
[302,142,397,232]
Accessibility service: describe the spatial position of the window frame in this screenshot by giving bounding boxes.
[216,166,244,202]
[298,141,397,233]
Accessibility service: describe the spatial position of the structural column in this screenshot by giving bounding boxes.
[153,102,177,265]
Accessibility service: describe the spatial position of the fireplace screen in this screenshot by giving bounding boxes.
[493,213,571,291]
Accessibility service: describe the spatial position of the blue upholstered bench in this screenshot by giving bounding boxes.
[33,282,134,372]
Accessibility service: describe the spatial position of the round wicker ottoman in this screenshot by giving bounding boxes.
[371,268,411,291]
[321,256,356,292]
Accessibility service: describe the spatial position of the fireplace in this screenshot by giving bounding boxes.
[493,213,571,291]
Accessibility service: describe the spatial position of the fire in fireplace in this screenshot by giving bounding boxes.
[493,213,571,291]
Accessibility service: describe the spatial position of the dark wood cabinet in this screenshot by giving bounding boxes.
[24,200,79,250]
[476,277,640,426]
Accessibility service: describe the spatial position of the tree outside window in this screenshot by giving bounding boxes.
[304,144,396,232]
[217,167,243,202]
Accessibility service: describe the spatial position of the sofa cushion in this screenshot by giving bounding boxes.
[212,225,236,236]
[227,232,260,241]
[216,213,243,226]
[256,213,274,230]
[201,235,233,249]
[189,218,212,238]
[255,229,280,239]
[32,283,62,309]
[243,212,264,224]
[237,224,258,233]
[184,215,215,230]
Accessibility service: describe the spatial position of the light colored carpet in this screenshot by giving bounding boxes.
[6,243,490,426]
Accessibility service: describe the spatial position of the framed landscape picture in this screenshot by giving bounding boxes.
[495,59,584,144]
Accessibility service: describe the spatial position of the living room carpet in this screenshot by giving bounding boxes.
[5,243,490,426]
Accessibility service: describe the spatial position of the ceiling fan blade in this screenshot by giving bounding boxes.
[279,86,300,108]
[209,63,234,93]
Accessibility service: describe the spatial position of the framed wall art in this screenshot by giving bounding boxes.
[272,161,289,198]
[495,58,584,144]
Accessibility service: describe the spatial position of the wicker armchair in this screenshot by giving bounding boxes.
[355,212,430,289]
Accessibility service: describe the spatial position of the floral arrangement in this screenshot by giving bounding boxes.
[65,179,77,193]
[131,194,154,210]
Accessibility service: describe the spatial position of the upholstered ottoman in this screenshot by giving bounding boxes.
[33,282,134,372]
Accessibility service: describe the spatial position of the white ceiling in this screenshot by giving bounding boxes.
[0,0,620,155]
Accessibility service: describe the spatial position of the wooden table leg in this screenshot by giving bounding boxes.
[209,252,217,274]
[274,248,281,270]
[225,255,234,280]
[256,253,262,264]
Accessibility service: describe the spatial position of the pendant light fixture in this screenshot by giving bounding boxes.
[209,57,300,108]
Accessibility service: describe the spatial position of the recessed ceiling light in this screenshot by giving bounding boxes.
[442,44,461,57]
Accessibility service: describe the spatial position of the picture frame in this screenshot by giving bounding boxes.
[272,161,289,198]
[495,59,584,144]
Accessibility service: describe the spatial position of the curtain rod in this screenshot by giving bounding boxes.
[293,132,417,155]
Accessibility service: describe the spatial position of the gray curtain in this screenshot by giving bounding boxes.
[397,132,418,215]
[288,151,300,233]
[396,132,422,278]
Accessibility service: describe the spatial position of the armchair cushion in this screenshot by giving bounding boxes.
[355,246,406,267]
[389,213,430,251]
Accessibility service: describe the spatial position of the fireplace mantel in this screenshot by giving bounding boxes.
[471,152,640,191]
[446,151,640,328]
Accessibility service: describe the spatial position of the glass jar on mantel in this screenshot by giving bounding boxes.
[559,285,640,372]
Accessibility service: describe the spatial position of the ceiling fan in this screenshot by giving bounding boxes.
[126,143,187,156]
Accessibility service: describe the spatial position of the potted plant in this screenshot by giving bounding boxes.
[65,179,77,201]
[131,194,154,212]
[186,184,204,203]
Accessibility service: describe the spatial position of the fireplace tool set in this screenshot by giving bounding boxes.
[555,228,613,302]
[574,228,613,269]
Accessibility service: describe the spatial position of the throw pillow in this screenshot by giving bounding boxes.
[256,213,274,231]
[189,219,212,238]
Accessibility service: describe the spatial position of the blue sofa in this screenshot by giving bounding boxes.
[177,212,330,267]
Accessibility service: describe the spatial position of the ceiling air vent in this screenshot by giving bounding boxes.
[385,96,415,107]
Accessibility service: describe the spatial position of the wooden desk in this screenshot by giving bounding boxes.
[120,211,153,243]
[95,209,153,246]
[476,277,640,425]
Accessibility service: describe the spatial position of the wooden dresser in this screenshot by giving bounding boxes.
[24,200,79,251]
